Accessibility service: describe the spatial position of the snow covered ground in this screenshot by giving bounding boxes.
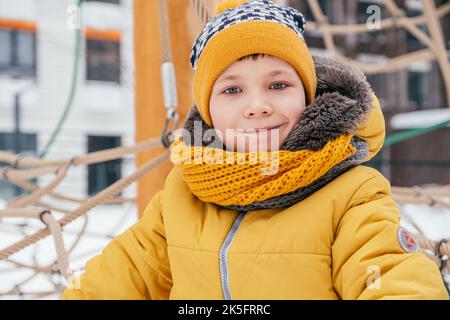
[399,203,450,241]
[0,199,449,299]
[0,200,138,300]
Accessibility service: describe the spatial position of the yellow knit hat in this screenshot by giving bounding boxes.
[190,0,317,127]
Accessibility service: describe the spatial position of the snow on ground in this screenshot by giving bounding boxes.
[1,198,449,299]
[0,202,138,300]
[399,203,450,241]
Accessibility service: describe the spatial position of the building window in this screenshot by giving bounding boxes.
[0,133,37,199]
[366,73,386,105]
[405,8,428,51]
[86,39,121,83]
[87,135,122,196]
[85,0,120,4]
[408,71,429,110]
[0,28,36,78]
[438,70,446,109]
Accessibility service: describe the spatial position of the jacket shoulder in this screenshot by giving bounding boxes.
[327,165,391,222]
[328,165,393,230]
[338,165,390,193]
[342,165,392,202]
[164,166,189,191]
[161,166,196,206]
[344,165,386,180]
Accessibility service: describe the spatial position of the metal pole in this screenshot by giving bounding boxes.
[11,81,34,195]
[14,94,21,155]
[13,93,22,196]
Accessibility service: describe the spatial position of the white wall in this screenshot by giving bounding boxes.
[0,0,136,199]
[0,0,35,21]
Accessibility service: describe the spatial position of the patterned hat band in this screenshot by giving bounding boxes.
[190,0,307,70]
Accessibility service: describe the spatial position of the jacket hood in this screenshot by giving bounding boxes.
[183,56,385,162]
[179,56,386,211]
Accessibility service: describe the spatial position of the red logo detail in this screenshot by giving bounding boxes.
[399,227,419,253]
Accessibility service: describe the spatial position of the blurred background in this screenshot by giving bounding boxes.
[0,0,449,299]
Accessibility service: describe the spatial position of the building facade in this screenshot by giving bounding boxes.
[0,0,136,199]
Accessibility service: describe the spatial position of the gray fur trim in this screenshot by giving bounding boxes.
[282,56,373,151]
[179,56,374,210]
[223,137,368,211]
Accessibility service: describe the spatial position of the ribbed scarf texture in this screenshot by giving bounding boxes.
[170,134,356,206]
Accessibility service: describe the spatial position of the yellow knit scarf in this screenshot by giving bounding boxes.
[170,134,356,206]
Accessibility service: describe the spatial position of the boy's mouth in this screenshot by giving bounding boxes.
[243,123,286,133]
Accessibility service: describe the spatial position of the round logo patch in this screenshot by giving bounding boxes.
[397,226,419,253]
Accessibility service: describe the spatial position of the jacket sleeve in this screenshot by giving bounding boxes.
[60,190,172,300]
[332,173,449,300]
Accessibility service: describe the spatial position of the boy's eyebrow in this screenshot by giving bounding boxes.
[217,75,242,83]
[266,70,294,77]
[217,70,294,84]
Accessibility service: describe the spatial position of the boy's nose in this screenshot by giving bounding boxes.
[244,105,273,119]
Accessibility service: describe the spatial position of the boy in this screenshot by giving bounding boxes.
[61,0,448,299]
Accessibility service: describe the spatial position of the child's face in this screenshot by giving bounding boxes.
[209,55,306,152]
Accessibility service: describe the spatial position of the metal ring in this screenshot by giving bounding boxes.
[13,285,23,297]
[1,167,10,181]
[13,154,24,168]
[69,156,78,166]
[439,256,448,272]
[161,132,172,148]
[413,186,436,207]
[435,239,449,271]
[50,261,60,275]
[412,186,422,197]
[434,238,447,256]
[39,210,51,225]
[55,156,77,175]
[161,109,179,149]
[428,195,437,207]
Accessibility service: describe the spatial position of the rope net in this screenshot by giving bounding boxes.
[0,0,449,299]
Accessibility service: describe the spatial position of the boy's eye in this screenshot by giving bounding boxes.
[271,82,288,90]
[222,83,288,95]
[223,87,241,95]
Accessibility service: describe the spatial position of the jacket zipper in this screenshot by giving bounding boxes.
[219,211,246,300]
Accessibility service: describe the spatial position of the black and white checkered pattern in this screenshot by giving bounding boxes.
[190,0,306,70]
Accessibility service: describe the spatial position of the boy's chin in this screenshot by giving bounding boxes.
[231,144,281,153]
[219,128,286,153]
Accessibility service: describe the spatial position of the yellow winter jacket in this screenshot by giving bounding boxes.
[60,93,448,300]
